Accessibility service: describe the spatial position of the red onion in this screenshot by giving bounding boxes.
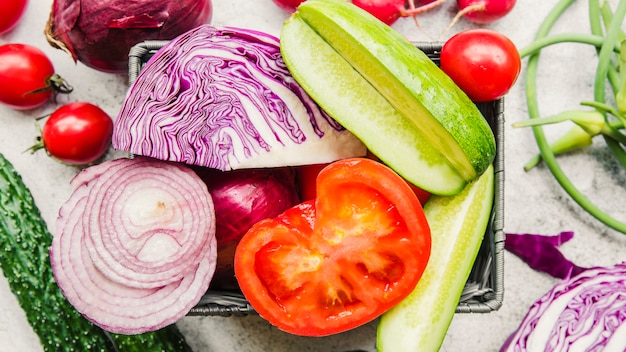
[44,0,213,73]
[194,166,300,290]
[51,157,217,334]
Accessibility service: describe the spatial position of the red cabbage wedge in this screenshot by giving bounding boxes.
[113,24,366,170]
[501,262,626,352]
[51,157,217,334]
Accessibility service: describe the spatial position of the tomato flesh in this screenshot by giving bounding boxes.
[235,158,431,336]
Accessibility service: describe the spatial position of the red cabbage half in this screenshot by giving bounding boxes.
[45,0,213,73]
[501,263,626,352]
[113,24,366,170]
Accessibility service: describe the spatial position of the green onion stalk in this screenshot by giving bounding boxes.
[519,0,626,233]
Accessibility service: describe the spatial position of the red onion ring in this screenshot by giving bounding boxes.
[51,157,216,334]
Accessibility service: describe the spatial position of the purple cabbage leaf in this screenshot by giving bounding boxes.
[113,24,366,171]
[505,231,588,279]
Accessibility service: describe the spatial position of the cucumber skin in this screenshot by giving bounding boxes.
[0,153,192,352]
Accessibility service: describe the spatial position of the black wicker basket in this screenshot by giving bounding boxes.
[126,40,505,316]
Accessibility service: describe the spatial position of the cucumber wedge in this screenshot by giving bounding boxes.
[280,15,466,195]
[377,164,495,351]
[280,0,496,193]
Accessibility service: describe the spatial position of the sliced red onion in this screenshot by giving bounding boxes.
[84,158,213,288]
[113,24,366,170]
[45,0,213,73]
[51,157,217,334]
[501,263,626,352]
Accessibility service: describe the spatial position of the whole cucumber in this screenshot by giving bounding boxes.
[0,153,192,352]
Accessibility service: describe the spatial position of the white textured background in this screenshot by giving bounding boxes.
[1,0,625,351]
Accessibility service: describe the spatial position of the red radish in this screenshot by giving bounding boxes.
[455,0,516,24]
[350,0,446,26]
[272,0,305,12]
[439,0,516,36]
[271,0,445,26]
[351,0,405,25]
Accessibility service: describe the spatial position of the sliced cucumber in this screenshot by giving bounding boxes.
[280,14,466,195]
[281,0,496,193]
[377,164,495,351]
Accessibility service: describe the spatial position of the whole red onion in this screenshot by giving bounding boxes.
[194,166,301,290]
[44,0,213,73]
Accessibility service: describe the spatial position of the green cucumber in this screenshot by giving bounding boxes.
[280,14,466,195]
[0,153,192,352]
[281,0,496,192]
[377,164,495,352]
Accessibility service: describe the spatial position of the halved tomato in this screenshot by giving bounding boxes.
[234,158,431,336]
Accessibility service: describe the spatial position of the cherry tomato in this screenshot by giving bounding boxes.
[235,158,431,336]
[0,43,70,110]
[440,29,521,102]
[40,102,113,165]
[0,0,27,35]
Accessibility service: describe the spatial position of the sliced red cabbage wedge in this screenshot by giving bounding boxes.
[501,263,626,352]
[113,24,366,170]
[51,157,217,334]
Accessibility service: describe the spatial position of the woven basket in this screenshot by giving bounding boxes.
[126,41,505,316]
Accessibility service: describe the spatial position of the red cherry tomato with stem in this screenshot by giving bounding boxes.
[440,29,521,102]
[0,0,28,34]
[0,43,72,110]
[31,102,114,165]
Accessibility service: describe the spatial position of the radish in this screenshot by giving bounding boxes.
[272,0,446,26]
[454,0,516,24]
[351,0,446,26]
[439,0,516,36]
[272,0,305,13]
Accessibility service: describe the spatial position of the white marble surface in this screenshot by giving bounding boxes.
[1,0,625,351]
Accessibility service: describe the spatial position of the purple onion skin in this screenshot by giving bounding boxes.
[45,0,213,73]
[194,166,300,290]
